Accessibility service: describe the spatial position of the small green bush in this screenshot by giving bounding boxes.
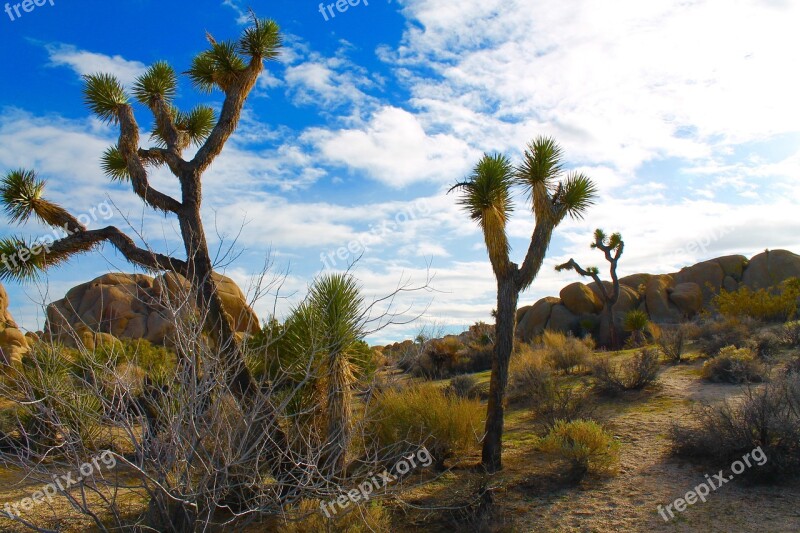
[623,310,650,347]
[713,279,799,322]
[701,345,766,384]
[538,419,620,477]
[592,348,660,395]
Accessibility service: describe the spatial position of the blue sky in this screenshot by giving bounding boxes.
[1,0,799,344]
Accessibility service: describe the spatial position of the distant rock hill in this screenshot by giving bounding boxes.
[516,249,800,344]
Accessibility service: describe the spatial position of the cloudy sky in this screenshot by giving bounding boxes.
[1,0,798,344]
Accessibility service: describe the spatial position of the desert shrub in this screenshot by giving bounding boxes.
[541,331,592,375]
[713,279,800,322]
[454,341,494,374]
[366,384,483,470]
[785,356,800,376]
[412,337,465,379]
[747,329,783,359]
[701,345,766,384]
[444,374,478,399]
[277,498,391,533]
[671,373,800,482]
[592,348,660,395]
[538,419,620,477]
[694,316,757,356]
[508,346,593,426]
[780,321,800,348]
[657,324,688,363]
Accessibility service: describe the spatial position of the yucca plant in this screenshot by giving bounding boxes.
[556,228,624,348]
[449,137,597,472]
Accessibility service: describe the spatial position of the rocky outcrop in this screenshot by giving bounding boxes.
[45,272,260,348]
[742,250,800,290]
[0,283,28,364]
[516,249,800,346]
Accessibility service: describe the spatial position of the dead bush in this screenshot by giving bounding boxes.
[592,348,660,395]
[671,373,800,483]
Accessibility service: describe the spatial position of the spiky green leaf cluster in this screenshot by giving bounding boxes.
[451,154,515,271]
[178,105,216,145]
[239,15,282,60]
[308,273,365,355]
[187,40,247,93]
[132,61,177,105]
[83,73,129,124]
[516,136,564,194]
[100,146,130,181]
[0,169,44,224]
[557,172,597,221]
[0,236,48,282]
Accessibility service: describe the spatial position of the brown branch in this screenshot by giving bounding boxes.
[117,106,183,214]
[189,63,262,175]
[46,226,188,276]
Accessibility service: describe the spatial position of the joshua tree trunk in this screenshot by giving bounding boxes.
[482,275,518,471]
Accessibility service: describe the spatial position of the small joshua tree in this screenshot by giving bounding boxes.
[556,229,624,348]
[450,137,597,472]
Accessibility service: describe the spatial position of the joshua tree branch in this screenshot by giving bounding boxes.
[190,64,262,175]
[117,106,183,214]
[47,226,188,275]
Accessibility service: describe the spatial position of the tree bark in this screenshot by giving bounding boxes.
[481,275,518,472]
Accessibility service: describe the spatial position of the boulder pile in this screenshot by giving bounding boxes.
[516,249,800,343]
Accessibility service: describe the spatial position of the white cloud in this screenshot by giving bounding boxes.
[45,44,147,85]
[304,106,478,187]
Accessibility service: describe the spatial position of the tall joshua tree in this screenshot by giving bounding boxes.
[556,229,624,348]
[450,137,597,472]
[0,15,298,485]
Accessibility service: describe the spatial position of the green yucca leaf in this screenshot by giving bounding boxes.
[83,73,129,124]
[0,169,44,224]
[239,15,282,60]
[180,105,216,145]
[132,61,177,105]
[516,136,564,194]
[100,146,130,181]
[0,236,48,282]
[558,172,597,221]
[186,41,246,93]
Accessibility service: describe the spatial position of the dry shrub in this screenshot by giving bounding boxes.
[277,499,391,532]
[541,331,592,374]
[657,324,688,363]
[701,345,766,384]
[444,374,478,399]
[538,419,620,478]
[780,321,800,348]
[592,348,660,395]
[366,384,483,470]
[671,373,800,482]
[694,316,758,356]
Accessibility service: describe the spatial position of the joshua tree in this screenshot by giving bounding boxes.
[556,229,624,348]
[450,137,597,472]
[0,15,300,488]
